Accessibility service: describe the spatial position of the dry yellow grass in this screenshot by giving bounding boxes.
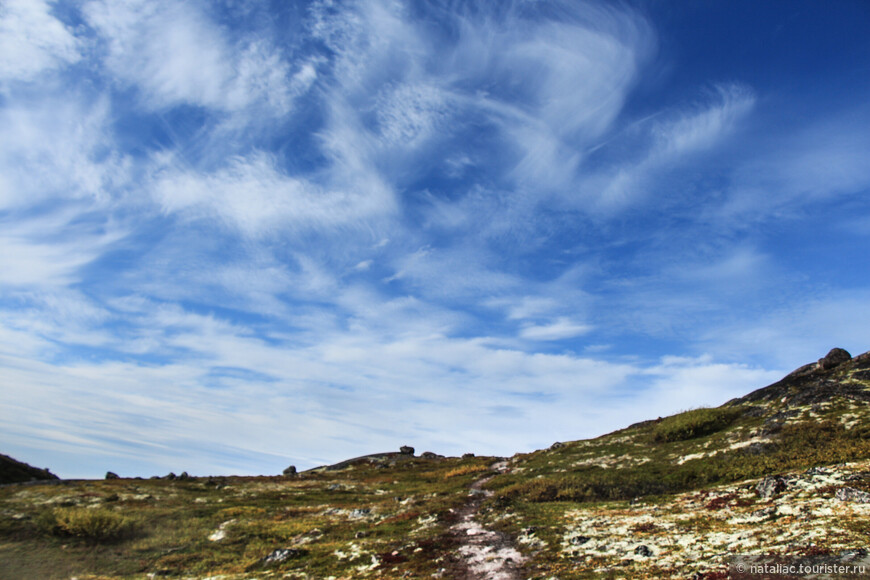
[444,464,490,479]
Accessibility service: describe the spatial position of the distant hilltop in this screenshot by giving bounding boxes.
[0,453,58,485]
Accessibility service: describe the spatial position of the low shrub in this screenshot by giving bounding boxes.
[652,407,743,442]
[41,507,136,543]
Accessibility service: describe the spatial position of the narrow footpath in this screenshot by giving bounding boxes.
[448,461,526,580]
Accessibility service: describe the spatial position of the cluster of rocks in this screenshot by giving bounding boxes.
[300,445,482,474]
[99,444,480,483]
[103,470,198,481]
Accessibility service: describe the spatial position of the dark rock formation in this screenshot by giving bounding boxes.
[105,471,120,480]
[283,465,297,476]
[399,445,415,455]
[737,348,870,407]
[462,453,476,459]
[819,348,852,370]
[0,453,59,484]
[634,545,653,557]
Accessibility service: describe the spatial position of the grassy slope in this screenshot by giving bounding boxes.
[0,456,494,579]
[1,352,869,578]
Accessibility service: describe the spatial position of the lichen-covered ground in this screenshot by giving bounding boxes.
[481,461,870,579]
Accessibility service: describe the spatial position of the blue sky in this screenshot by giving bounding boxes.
[1,0,869,478]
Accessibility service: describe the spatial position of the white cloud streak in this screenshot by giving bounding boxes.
[0,0,80,82]
[83,0,302,116]
[150,151,396,236]
[0,93,129,208]
[591,84,756,211]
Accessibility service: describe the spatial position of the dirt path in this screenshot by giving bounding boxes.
[447,461,525,580]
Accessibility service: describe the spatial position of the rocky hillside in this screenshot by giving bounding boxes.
[1,348,868,579]
[478,347,870,578]
[0,453,58,486]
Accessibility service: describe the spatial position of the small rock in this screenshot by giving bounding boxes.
[105,471,120,480]
[634,545,653,557]
[166,472,177,480]
[349,508,371,519]
[835,487,870,504]
[208,519,235,542]
[549,442,565,450]
[462,453,475,459]
[178,471,191,480]
[570,535,591,545]
[421,451,440,459]
[818,348,851,370]
[399,445,415,455]
[756,475,788,498]
[751,506,776,519]
[805,466,831,476]
[283,465,297,476]
[355,530,367,538]
[262,547,307,564]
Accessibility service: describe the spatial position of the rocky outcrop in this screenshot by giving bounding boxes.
[283,465,297,476]
[737,347,870,407]
[819,347,852,370]
[0,453,59,484]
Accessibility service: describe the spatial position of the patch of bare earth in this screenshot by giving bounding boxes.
[447,461,525,580]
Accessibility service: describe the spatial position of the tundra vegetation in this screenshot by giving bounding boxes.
[1,349,869,578]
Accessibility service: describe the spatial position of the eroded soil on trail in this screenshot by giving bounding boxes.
[447,462,526,580]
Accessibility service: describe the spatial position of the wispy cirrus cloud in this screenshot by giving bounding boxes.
[1,0,868,479]
[150,151,395,237]
[0,0,80,82]
[588,84,756,211]
[311,0,653,195]
[83,0,304,116]
[0,92,129,208]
